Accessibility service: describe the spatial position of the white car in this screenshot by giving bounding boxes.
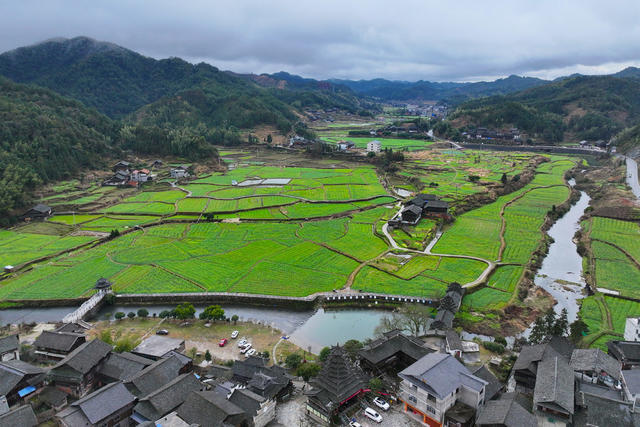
[237,339,247,348]
[364,407,382,423]
[349,421,362,427]
[373,397,390,411]
[231,330,239,339]
[245,348,257,357]
[240,343,252,354]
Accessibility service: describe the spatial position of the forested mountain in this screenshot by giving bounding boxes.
[449,75,640,142]
[330,75,549,103]
[0,77,117,217]
[230,71,378,114]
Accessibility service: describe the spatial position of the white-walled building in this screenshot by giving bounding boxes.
[367,140,381,153]
[398,353,487,426]
[624,318,640,342]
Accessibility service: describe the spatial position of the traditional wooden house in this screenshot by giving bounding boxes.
[55,382,136,427]
[607,340,640,369]
[424,199,449,216]
[20,204,52,221]
[0,360,46,406]
[112,161,131,172]
[305,346,369,425]
[0,334,20,361]
[513,337,573,393]
[0,404,37,427]
[533,355,575,423]
[177,390,248,427]
[401,205,422,224]
[358,329,432,373]
[124,354,185,397]
[131,373,203,424]
[48,339,112,397]
[228,388,276,427]
[170,166,190,179]
[34,330,86,361]
[476,393,536,427]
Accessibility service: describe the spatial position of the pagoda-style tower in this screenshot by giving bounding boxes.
[305,345,369,425]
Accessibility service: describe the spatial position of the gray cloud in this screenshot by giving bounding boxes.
[1,0,640,81]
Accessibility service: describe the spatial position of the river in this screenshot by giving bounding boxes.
[0,303,389,354]
[532,185,591,323]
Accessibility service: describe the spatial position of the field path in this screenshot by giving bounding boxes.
[381,222,494,288]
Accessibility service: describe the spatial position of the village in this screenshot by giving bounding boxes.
[2,272,640,427]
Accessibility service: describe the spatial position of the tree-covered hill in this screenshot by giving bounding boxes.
[0,77,118,217]
[449,75,640,142]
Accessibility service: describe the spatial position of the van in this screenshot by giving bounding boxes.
[364,407,382,423]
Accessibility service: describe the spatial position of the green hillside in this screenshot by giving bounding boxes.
[450,75,640,142]
[0,77,117,218]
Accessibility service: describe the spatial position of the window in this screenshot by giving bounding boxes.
[409,395,417,404]
[411,383,418,390]
[426,404,436,414]
[427,393,436,402]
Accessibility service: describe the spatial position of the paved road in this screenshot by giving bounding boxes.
[625,156,640,201]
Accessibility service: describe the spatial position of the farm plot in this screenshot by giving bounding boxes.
[0,230,97,268]
[351,266,448,298]
[105,202,175,215]
[486,265,524,292]
[590,217,640,263]
[48,214,102,225]
[463,287,511,311]
[80,216,161,231]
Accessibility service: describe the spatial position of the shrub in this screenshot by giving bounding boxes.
[114,312,125,320]
[482,341,505,354]
[286,353,302,369]
[127,312,136,319]
[137,308,149,318]
[296,362,321,381]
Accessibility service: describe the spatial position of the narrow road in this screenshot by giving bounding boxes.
[625,156,640,202]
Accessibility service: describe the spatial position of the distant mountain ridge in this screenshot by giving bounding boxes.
[329,75,550,103]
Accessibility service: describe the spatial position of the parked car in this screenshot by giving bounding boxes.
[245,348,257,357]
[156,329,169,335]
[364,408,382,423]
[349,421,362,427]
[240,343,252,354]
[373,397,390,411]
[218,338,228,347]
[231,330,239,339]
[237,339,248,348]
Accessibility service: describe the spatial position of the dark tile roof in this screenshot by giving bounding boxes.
[445,329,463,351]
[358,329,431,365]
[431,309,455,330]
[38,386,68,407]
[54,323,89,334]
[133,335,185,359]
[440,290,463,312]
[513,338,571,376]
[134,373,202,421]
[228,388,265,418]
[403,205,423,216]
[425,200,449,209]
[248,372,289,400]
[533,355,575,415]
[30,203,52,213]
[126,354,184,396]
[52,339,112,375]
[69,381,136,425]
[98,351,154,382]
[34,330,85,352]
[608,341,640,363]
[0,360,45,396]
[476,394,536,427]
[547,336,575,361]
[570,348,622,380]
[178,391,246,427]
[307,346,368,405]
[574,392,640,426]
[472,365,504,400]
[399,353,486,400]
[0,334,19,354]
[206,364,232,380]
[0,405,37,427]
[232,356,285,382]
[407,197,426,208]
[162,350,192,367]
[623,369,640,396]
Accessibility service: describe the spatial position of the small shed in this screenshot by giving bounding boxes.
[94,278,113,291]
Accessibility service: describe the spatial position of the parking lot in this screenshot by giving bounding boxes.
[348,406,422,427]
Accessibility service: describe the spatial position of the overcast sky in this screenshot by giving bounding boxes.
[1,0,640,82]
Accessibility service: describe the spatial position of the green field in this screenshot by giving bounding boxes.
[0,152,582,301]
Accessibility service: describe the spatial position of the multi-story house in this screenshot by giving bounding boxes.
[398,353,487,427]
